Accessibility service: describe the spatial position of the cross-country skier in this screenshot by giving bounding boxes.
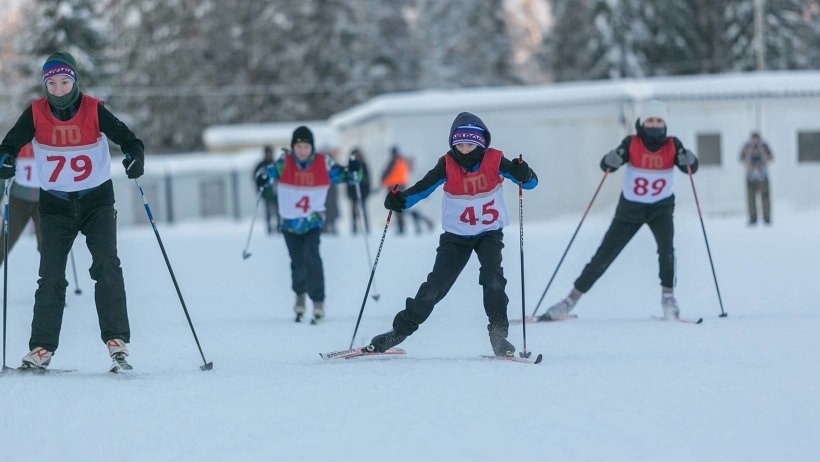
[255,126,361,324]
[366,112,538,356]
[0,51,145,370]
[537,100,698,322]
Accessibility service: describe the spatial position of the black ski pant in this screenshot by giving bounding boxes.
[31,190,129,352]
[392,230,509,336]
[574,195,676,293]
[283,227,325,302]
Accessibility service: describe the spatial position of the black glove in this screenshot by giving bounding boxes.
[601,149,625,172]
[122,155,144,179]
[0,154,15,179]
[508,157,532,183]
[255,168,270,189]
[384,189,406,212]
[677,148,696,166]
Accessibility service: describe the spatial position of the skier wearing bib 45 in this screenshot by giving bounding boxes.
[0,51,144,370]
[366,112,538,356]
[538,100,698,322]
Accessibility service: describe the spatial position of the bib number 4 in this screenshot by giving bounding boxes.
[47,154,93,183]
[295,195,310,213]
[459,199,499,226]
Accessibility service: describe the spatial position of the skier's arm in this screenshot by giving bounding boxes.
[402,157,446,208]
[99,104,144,162]
[599,137,631,171]
[499,156,538,189]
[673,138,699,174]
[0,106,36,160]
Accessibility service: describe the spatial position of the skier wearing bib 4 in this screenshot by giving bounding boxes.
[0,51,144,370]
[255,126,361,323]
[366,112,538,356]
[0,143,42,265]
[538,100,698,322]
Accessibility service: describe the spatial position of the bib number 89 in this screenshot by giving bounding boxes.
[633,177,666,196]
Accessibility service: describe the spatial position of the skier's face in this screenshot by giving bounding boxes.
[642,117,666,129]
[45,75,74,97]
[293,142,313,161]
[455,143,477,154]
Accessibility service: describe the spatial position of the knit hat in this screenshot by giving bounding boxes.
[451,125,487,149]
[639,100,668,123]
[42,51,78,83]
[291,126,314,150]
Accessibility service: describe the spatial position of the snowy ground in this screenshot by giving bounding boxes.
[1,200,818,462]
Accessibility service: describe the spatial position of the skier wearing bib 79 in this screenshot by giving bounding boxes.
[0,51,144,370]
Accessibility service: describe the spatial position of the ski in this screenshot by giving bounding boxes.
[109,353,133,373]
[319,347,406,360]
[295,313,304,323]
[1,365,77,375]
[309,317,323,325]
[480,353,543,364]
[511,314,578,324]
[652,316,703,324]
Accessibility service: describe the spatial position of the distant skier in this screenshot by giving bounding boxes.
[255,126,361,323]
[0,51,145,371]
[366,112,538,356]
[537,100,698,322]
[0,143,42,266]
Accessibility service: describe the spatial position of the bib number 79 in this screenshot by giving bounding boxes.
[47,154,93,182]
[460,199,499,226]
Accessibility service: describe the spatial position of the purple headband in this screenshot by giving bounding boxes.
[451,125,486,149]
[42,62,76,83]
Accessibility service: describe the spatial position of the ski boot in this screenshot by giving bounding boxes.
[310,301,325,325]
[488,324,515,356]
[20,347,53,371]
[661,294,680,320]
[365,330,407,353]
[536,297,577,322]
[107,339,133,372]
[293,293,307,323]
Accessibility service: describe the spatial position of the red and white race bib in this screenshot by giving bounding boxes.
[32,137,112,192]
[622,136,676,204]
[14,143,40,188]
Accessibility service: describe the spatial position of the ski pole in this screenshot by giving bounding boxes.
[349,191,396,349]
[686,164,727,317]
[129,168,214,370]
[2,172,10,370]
[69,248,82,295]
[242,187,265,260]
[531,170,609,318]
[352,172,380,301]
[516,155,531,359]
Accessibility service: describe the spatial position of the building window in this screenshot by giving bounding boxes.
[199,179,226,217]
[798,131,820,162]
[696,133,721,165]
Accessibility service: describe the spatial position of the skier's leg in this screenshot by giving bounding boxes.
[392,233,472,335]
[573,217,642,293]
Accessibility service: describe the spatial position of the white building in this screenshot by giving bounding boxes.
[112,71,820,228]
[330,71,820,222]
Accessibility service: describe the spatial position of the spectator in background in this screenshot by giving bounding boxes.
[346,147,371,234]
[381,146,433,235]
[740,132,773,226]
[321,146,340,235]
[253,145,278,234]
[0,142,42,266]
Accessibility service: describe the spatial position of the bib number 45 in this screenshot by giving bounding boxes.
[460,199,499,226]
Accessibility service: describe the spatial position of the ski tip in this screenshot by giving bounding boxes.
[371,294,381,302]
[534,353,543,364]
[695,317,704,324]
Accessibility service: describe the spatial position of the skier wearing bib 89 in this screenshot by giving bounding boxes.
[366,112,538,356]
[0,51,144,370]
[255,126,362,324]
[537,100,698,322]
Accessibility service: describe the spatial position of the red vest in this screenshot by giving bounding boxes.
[32,95,101,147]
[443,148,504,196]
